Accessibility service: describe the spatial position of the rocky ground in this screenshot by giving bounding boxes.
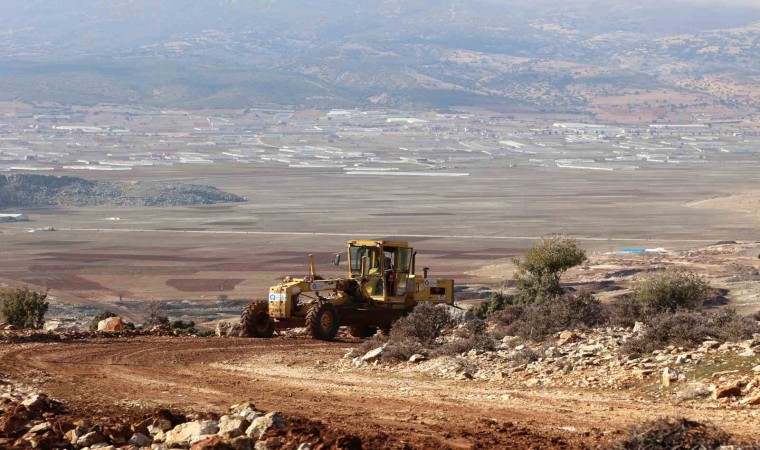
[0,376,381,450]
[347,327,760,410]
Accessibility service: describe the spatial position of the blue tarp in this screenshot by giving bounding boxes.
[617,248,646,253]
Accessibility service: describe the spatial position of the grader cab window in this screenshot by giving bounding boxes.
[349,245,380,276]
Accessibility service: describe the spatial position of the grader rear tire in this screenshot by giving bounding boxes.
[240,301,275,338]
[305,300,339,341]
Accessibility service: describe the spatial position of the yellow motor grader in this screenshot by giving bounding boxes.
[240,239,454,340]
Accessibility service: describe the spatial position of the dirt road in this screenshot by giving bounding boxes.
[1,336,757,448]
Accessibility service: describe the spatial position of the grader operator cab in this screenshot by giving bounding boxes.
[240,239,454,340]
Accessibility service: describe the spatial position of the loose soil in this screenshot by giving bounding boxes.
[1,336,757,449]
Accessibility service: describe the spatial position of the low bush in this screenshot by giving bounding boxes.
[144,300,169,326]
[497,292,605,341]
[433,320,496,357]
[354,304,492,362]
[606,296,651,327]
[471,301,490,320]
[383,338,426,362]
[490,305,525,328]
[0,287,49,329]
[170,320,195,330]
[621,308,759,356]
[632,268,712,312]
[388,302,454,347]
[472,292,515,319]
[612,417,732,450]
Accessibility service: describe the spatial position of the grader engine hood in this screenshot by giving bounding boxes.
[268,278,351,319]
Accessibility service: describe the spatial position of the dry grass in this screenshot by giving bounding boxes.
[612,417,734,450]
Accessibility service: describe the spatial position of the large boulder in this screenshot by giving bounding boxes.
[98,316,125,332]
[165,420,219,447]
[245,412,287,440]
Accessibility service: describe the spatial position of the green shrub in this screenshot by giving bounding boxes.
[632,268,712,312]
[606,296,651,327]
[621,308,759,356]
[144,300,169,326]
[170,320,195,330]
[433,320,496,357]
[0,287,49,329]
[499,291,605,341]
[471,301,490,320]
[513,235,586,304]
[472,292,515,320]
[389,303,454,347]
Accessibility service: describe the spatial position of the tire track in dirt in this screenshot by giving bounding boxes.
[1,337,757,448]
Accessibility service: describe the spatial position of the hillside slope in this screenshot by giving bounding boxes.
[0,174,246,209]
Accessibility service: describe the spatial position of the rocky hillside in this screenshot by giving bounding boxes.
[0,174,245,209]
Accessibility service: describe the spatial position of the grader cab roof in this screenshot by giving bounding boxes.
[348,239,410,248]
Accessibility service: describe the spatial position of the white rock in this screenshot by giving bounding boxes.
[408,354,428,363]
[164,420,219,447]
[360,346,385,364]
[218,415,250,438]
[97,316,125,332]
[28,422,52,434]
[245,412,287,440]
[129,433,152,447]
[77,431,105,447]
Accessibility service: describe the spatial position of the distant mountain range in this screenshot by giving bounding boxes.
[0,1,757,111]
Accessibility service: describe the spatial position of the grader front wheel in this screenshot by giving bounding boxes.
[305,300,339,341]
[240,301,275,338]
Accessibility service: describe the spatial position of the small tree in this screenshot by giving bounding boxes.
[632,268,711,312]
[144,300,169,326]
[513,235,587,304]
[0,287,49,329]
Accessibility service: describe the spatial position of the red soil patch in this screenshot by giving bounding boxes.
[21,275,106,291]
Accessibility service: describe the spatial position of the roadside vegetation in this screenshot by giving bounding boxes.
[361,236,759,362]
[0,287,49,329]
[512,235,587,304]
[612,417,742,450]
